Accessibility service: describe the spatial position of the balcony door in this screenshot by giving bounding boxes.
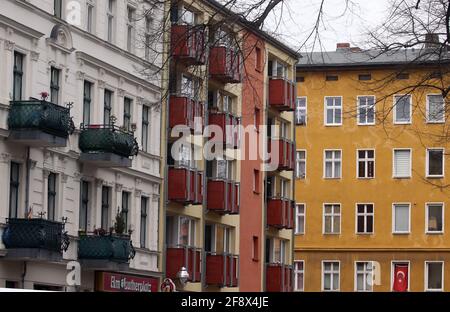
[166,215,196,247]
[266,238,286,264]
[205,224,232,254]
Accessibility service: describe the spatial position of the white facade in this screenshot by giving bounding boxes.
[0,0,163,291]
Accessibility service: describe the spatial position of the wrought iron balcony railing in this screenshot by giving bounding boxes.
[78,233,136,263]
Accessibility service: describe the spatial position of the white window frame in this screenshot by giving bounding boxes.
[323,149,342,179]
[355,203,374,235]
[390,261,410,292]
[392,203,411,234]
[354,261,374,292]
[426,93,445,123]
[323,203,341,235]
[393,94,412,124]
[357,95,376,125]
[296,150,306,179]
[295,203,306,235]
[106,0,115,43]
[295,97,307,125]
[424,261,444,292]
[86,0,95,33]
[294,260,305,292]
[426,148,445,178]
[392,148,412,178]
[126,5,136,52]
[425,202,444,234]
[356,149,375,179]
[324,96,343,126]
[321,261,340,292]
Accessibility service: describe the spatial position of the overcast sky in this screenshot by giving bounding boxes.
[263,0,392,52]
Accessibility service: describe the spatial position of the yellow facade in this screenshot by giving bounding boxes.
[295,65,450,291]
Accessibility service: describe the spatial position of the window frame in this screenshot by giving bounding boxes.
[141,105,150,152]
[392,148,412,179]
[296,149,306,179]
[323,149,342,179]
[426,94,445,123]
[426,148,445,178]
[47,172,57,221]
[354,261,374,292]
[86,0,95,33]
[140,196,149,248]
[323,203,341,235]
[13,51,24,101]
[357,95,376,125]
[126,5,136,52]
[390,261,410,292]
[425,202,444,234]
[393,94,412,125]
[106,0,115,43]
[123,97,132,131]
[295,97,307,126]
[79,180,90,232]
[294,260,305,292]
[424,261,444,292]
[355,203,374,235]
[295,203,306,235]
[356,149,375,179]
[392,203,411,234]
[83,80,93,125]
[9,162,20,219]
[324,96,343,126]
[103,89,113,125]
[321,260,340,292]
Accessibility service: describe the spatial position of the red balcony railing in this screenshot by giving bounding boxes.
[171,24,206,65]
[205,253,239,287]
[168,167,203,205]
[166,245,202,283]
[169,96,204,133]
[208,112,240,149]
[267,198,294,229]
[268,78,296,111]
[266,263,293,292]
[209,46,242,84]
[207,179,240,215]
[268,138,295,171]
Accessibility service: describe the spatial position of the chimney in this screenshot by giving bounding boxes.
[336,43,350,50]
[425,33,440,49]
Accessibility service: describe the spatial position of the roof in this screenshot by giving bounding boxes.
[297,47,450,70]
[204,0,300,59]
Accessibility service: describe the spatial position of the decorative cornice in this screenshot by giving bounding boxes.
[115,183,123,192]
[30,51,40,61]
[76,71,85,81]
[4,40,14,51]
[0,13,45,40]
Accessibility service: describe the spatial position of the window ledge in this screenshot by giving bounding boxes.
[426,175,444,179]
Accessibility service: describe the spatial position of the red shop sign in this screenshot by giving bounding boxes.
[95,272,159,292]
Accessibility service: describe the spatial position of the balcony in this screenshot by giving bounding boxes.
[79,124,139,168]
[166,245,202,283]
[78,233,135,269]
[266,263,293,292]
[1,218,69,261]
[171,24,206,66]
[209,46,242,84]
[207,179,240,215]
[205,253,238,287]
[169,96,204,133]
[268,138,295,171]
[168,167,203,205]
[267,198,294,229]
[268,78,296,111]
[208,112,240,149]
[7,100,74,147]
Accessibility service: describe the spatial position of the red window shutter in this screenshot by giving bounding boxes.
[393,264,408,291]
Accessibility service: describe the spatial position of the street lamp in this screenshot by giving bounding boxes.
[177,267,190,286]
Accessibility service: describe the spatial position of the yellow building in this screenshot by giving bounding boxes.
[294,43,450,292]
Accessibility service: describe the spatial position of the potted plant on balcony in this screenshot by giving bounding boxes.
[114,210,126,237]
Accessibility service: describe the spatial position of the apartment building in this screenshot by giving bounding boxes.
[163,0,298,292]
[0,0,164,291]
[294,43,450,291]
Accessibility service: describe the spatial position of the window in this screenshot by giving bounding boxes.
[355,261,374,291]
[253,169,260,193]
[324,150,341,179]
[323,204,341,234]
[357,150,375,178]
[179,217,196,246]
[393,95,411,124]
[47,173,57,221]
[104,90,113,125]
[254,108,260,129]
[393,149,411,178]
[141,105,149,152]
[121,191,130,229]
[140,197,148,248]
[123,97,132,131]
[86,1,94,33]
[296,150,306,179]
[54,0,62,18]
[79,181,89,232]
[426,203,444,233]
[396,73,409,80]
[101,186,110,230]
[326,75,338,81]
[295,97,307,125]
[9,162,20,219]
[425,262,443,291]
[50,67,60,104]
[107,0,115,42]
[83,81,92,125]
[126,6,136,52]
[144,16,153,60]
[322,261,340,291]
[255,47,262,71]
[357,96,375,125]
[427,148,444,178]
[268,238,286,264]
[356,204,374,234]
[325,97,342,126]
[393,203,410,234]
[294,261,304,291]
[13,52,24,101]
[427,94,445,123]
[358,74,371,81]
[297,76,305,83]
[295,204,305,234]
[252,236,259,261]
[392,262,409,291]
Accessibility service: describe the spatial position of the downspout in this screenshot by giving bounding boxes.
[21,261,27,289]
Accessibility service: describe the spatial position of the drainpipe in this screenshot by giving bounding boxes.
[21,261,27,289]
[25,146,30,216]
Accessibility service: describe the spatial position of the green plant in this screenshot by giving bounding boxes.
[114,210,126,235]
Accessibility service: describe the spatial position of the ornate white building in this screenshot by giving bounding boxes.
[0,0,164,291]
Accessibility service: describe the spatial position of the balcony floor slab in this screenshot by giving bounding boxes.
[3,248,63,262]
[8,130,67,147]
[79,153,132,168]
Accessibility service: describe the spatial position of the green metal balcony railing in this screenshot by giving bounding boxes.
[79,124,139,158]
[78,234,136,263]
[1,218,70,253]
[8,100,74,138]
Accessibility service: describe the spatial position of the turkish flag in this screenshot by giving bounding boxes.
[393,264,408,292]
